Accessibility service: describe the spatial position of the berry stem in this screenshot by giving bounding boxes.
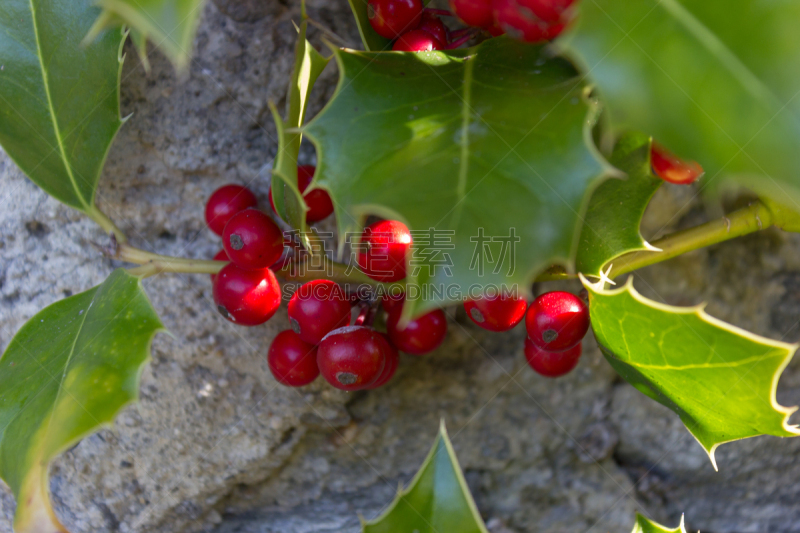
[444,28,479,49]
[423,8,454,17]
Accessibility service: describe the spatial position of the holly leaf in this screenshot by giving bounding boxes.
[88,0,207,71]
[576,132,662,277]
[271,21,330,236]
[362,421,488,533]
[0,269,163,533]
[305,38,609,317]
[0,0,125,216]
[347,0,392,51]
[631,514,686,533]
[560,0,800,204]
[583,275,800,470]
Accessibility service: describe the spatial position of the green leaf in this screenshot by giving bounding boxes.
[0,269,163,533]
[270,21,330,237]
[560,0,800,204]
[89,0,207,71]
[576,132,662,277]
[631,514,686,533]
[0,0,125,214]
[347,0,392,51]
[363,422,488,533]
[305,38,610,317]
[583,275,800,470]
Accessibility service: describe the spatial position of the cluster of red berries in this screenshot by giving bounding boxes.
[367,0,577,52]
[464,290,589,377]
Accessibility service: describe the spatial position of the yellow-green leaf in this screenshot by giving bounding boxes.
[0,269,163,533]
[583,275,800,470]
[631,514,686,533]
[363,422,488,533]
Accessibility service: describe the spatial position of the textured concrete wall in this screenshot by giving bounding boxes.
[1,2,800,532]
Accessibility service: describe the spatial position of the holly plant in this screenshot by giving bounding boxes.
[1,0,799,531]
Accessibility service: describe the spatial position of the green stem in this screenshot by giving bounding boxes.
[608,201,774,279]
[86,205,127,244]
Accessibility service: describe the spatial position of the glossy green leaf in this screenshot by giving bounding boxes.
[560,0,800,204]
[363,422,488,533]
[631,514,686,533]
[0,0,125,215]
[576,132,662,277]
[347,0,392,51]
[0,269,163,533]
[271,21,330,237]
[305,38,610,317]
[90,0,207,71]
[584,275,800,470]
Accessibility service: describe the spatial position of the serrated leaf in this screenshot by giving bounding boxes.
[0,269,163,533]
[91,0,207,71]
[576,132,662,277]
[583,275,800,470]
[270,21,330,237]
[347,0,392,51]
[560,0,800,204]
[0,0,125,215]
[631,514,686,533]
[305,38,609,317]
[363,422,488,533]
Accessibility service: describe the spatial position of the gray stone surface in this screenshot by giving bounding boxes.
[1,2,800,533]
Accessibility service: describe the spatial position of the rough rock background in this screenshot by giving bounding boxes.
[2,1,800,532]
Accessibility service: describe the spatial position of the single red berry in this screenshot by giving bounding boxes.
[213,263,281,326]
[222,208,284,270]
[450,0,493,28]
[464,294,527,332]
[205,184,258,236]
[486,20,505,36]
[525,291,589,352]
[367,333,400,389]
[382,293,405,313]
[386,307,447,355]
[288,280,351,345]
[210,249,229,283]
[357,220,412,282]
[368,0,423,39]
[525,338,581,377]
[651,143,704,185]
[492,0,566,42]
[393,30,444,51]
[269,165,334,223]
[317,326,387,391]
[416,12,448,44]
[267,330,320,387]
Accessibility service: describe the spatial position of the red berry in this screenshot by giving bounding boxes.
[205,184,258,236]
[393,30,444,52]
[210,249,229,283]
[269,165,334,223]
[525,291,589,352]
[486,20,505,36]
[222,208,284,270]
[267,330,320,387]
[317,326,387,391]
[416,12,448,44]
[525,338,581,377]
[651,143,704,185]
[368,0,423,39]
[288,280,351,345]
[386,307,447,355]
[450,0,493,28]
[519,0,575,23]
[366,333,400,389]
[492,0,566,42]
[357,220,412,282]
[464,294,527,332]
[213,263,281,326]
[382,293,405,313]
